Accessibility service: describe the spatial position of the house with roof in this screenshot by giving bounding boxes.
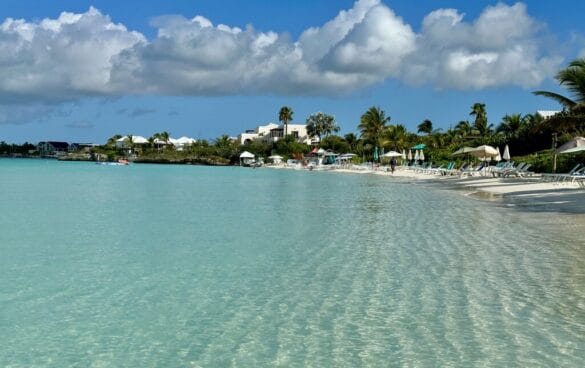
[115,135,149,149]
[238,123,318,145]
[37,141,70,157]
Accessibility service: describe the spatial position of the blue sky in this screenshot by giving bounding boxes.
[0,0,584,143]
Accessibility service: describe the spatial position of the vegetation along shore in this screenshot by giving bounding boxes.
[2,58,584,173]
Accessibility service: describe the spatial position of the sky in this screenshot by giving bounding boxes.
[0,0,584,143]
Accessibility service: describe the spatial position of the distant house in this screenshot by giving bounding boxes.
[170,136,197,151]
[37,141,69,157]
[115,135,149,149]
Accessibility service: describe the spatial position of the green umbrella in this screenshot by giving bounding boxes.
[411,143,426,150]
[373,146,379,162]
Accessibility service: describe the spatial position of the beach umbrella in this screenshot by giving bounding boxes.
[239,151,254,159]
[402,149,406,159]
[414,150,420,161]
[451,146,476,156]
[470,145,498,159]
[420,150,425,161]
[503,145,510,161]
[408,150,412,160]
[470,145,498,165]
[494,147,502,162]
[373,146,379,161]
[556,136,585,154]
[382,151,403,157]
[380,147,385,157]
[411,143,426,150]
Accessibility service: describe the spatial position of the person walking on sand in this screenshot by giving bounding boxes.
[390,157,397,174]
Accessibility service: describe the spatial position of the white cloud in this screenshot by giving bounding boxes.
[402,2,561,89]
[0,1,570,124]
[0,7,144,103]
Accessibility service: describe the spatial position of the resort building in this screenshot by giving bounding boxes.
[238,123,318,145]
[37,141,70,157]
[537,110,561,119]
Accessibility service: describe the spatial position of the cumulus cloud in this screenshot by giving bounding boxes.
[0,7,144,104]
[402,3,561,89]
[0,1,569,124]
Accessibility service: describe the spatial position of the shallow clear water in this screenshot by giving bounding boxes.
[1,159,584,367]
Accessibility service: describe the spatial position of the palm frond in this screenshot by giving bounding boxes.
[532,91,576,109]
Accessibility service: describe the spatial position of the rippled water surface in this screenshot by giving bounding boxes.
[1,159,584,367]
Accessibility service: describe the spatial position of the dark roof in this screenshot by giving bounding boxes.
[39,141,70,149]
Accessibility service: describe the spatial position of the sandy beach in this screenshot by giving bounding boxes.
[270,164,585,215]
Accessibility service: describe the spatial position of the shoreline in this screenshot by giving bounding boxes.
[267,164,585,216]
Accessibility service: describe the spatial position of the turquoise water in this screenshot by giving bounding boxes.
[1,158,584,367]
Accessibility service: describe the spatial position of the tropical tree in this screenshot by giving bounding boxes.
[214,134,233,148]
[496,113,525,140]
[306,112,339,142]
[470,103,491,136]
[417,119,433,135]
[106,134,123,148]
[358,106,390,148]
[151,131,172,151]
[344,133,359,152]
[279,106,293,137]
[454,120,473,138]
[381,124,409,150]
[533,58,585,131]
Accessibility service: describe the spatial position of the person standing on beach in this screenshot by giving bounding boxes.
[390,157,397,173]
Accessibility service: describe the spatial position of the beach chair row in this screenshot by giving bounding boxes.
[541,164,585,183]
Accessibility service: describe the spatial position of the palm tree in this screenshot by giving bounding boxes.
[106,134,122,148]
[470,103,491,136]
[533,58,585,131]
[381,124,408,150]
[358,106,390,148]
[417,119,433,135]
[214,135,233,148]
[344,133,358,152]
[125,134,134,155]
[306,112,339,142]
[496,114,525,140]
[279,106,293,137]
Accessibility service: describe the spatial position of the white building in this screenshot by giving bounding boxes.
[116,135,149,148]
[537,110,560,119]
[238,123,318,145]
[170,136,197,151]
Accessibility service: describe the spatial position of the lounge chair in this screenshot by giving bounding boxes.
[541,164,582,182]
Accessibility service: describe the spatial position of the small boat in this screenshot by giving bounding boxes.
[96,159,130,166]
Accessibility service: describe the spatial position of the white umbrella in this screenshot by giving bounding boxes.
[408,150,412,160]
[557,137,585,154]
[414,150,420,161]
[471,145,498,158]
[239,151,255,158]
[502,145,510,161]
[402,149,406,159]
[420,150,425,161]
[382,151,403,158]
[451,146,476,156]
[494,147,502,162]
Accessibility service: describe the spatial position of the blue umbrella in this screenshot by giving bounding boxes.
[373,146,379,162]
